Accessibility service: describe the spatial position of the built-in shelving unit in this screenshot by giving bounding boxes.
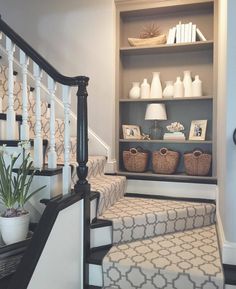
[115,0,216,182]
[119,96,213,102]
[119,139,213,144]
[120,40,214,56]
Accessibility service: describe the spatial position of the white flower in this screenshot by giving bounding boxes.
[11,152,19,159]
[18,140,31,150]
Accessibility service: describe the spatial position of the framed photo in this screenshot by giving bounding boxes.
[122,125,141,140]
[189,120,207,140]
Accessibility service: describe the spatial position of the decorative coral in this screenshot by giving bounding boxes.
[166,122,185,133]
[139,23,160,39]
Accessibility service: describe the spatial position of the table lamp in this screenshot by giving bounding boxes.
[145,103,167,139]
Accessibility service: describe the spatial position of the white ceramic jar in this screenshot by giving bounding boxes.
[173,76,184,98]
[140,78,150,99]
[192,75,202,97]
[163,81,174,98]
[150,72,162,99]
[183,70,192,97]
[129,82,141,99]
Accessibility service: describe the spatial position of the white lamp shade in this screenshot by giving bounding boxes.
[145,103,167,120]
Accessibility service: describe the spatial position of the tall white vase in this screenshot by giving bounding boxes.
[192,75,202,97]
[140,78,150,99]
[150,72,162,99]
[173,76,184,98]
[183,70,192,97]
[129,82,140,99]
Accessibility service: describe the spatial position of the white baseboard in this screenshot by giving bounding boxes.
[127,180,217,200]
[217,211,236,265]
[105,159,117,174]
[226,285,236,289]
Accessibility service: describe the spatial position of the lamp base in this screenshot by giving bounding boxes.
[149,121,163,140]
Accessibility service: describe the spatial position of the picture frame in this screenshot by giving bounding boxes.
[122,125,141,140]
[189,120,207,141]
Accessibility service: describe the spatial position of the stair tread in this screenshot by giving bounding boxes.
[103,225,224,289]
[100,197,216,244]
[90,218,112,229]
[88,245,112,265]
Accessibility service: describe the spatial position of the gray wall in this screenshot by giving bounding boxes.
[0,0,116,158]
[217,0,236,244]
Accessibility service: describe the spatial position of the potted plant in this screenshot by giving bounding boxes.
[0,142,46,245]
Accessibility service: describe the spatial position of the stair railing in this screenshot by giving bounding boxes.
[0,16,89,196]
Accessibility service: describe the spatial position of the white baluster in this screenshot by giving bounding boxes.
[0,79,4,139]
[0,34,2,114]
[6,37,16,140]
[47,76,57,169]
[33,63,43,169]
[0,79,3,113]
[62,85,71,195]
[19,50,29,140]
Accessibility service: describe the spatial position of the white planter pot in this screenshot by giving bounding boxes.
[0,213,30,245]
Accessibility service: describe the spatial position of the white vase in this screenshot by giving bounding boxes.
[183,70,192,97]
[163,81,174,98]
[129,82,140,99]
[192,75,202,97]
[140,78,150,99]
[173,76,184,98]
[0,213,30,245]
[150,72,162,99]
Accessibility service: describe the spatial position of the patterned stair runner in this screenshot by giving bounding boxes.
[102,225,224,289]
[0,64,126,215]
[100,197,216,244]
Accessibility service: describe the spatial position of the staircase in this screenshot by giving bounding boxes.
[0,17,225,289]
[86,157,223,289]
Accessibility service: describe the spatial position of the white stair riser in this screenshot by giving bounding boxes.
[0,120,19,139]
[90,198,98,222]
[90,226,112,248]
[89,264,103,287]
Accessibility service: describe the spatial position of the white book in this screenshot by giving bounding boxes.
[181,23,185,43]
[188,22,192,42]
[184,23,189,42]
[166,28,173,44]
[176,22,181,43]
[192,24,197,42]
[170,27,176,44]
[196,28,207,41]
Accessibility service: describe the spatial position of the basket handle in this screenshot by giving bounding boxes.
[193,150,203,158]
[160,147,168,155]
[130,148,138,155]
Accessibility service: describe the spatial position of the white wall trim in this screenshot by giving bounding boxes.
[127,180,217,200]
[217,211,236,265]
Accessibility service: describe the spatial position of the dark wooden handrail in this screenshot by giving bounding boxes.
[0,15,88,86]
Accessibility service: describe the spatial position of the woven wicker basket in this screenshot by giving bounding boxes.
[184,150,212,176]
[152,148,179,174]
[123,148,149,172]
[0,232,32,279]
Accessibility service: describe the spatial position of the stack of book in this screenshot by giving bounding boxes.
[166,22,207,45]
[163,132,186,141]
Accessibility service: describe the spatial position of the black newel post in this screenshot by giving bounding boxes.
[74,77,90,288]
[75,77,89,189]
